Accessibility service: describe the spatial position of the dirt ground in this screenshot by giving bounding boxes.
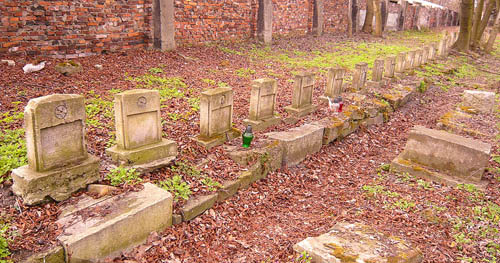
[0,28,499,262]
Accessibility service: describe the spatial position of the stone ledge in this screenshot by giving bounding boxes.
[192,128,241,149]
[21,245,65,263]
[243,116,281,132]
[181,193,218,221]
[284,104,317,118]
[12,155,100,205]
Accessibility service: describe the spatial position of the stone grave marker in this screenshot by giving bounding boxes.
[438,38,446,58]
[405,50,415,70]
[372,58,384,82]
[391,125,491,189]
[106,89,177,170]
[284,72,318,117]
[12,94,100,205]
[243,78,281,131]
[395,52,406,75]
[429,44,436,61]
[193,87,241,148]
[414,49,422,67]
[352,62,368,90]
[384,55,396,78]
[421,46,428,64]
[320,67,345,101]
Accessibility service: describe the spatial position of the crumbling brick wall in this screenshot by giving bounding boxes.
[324,0,349,34]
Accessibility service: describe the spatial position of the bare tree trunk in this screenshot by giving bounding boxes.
[454,0,474,51]
[362,0,374,33]
[374,0,383,37]
[471,0,486,47]
[474,0,496,47]
[485,0,500,52]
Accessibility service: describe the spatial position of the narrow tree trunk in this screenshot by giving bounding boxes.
[374,0,383,37]
[471,0,486,47]
[474,0,496,47]
[485,0,500,52]
[454,0,474,51]
[362,0,374,33]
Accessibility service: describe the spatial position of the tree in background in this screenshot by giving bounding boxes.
[362,0,374,33]
[453,0,474,51]
[374,0,383,37]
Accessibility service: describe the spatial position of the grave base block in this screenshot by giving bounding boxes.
[192,128,241,149]
[284,104,317,118]
[11,155,100,205]
[57,183,173,262]
[390,155,487,190]
[243,116,281,132]
[106,138,177,171]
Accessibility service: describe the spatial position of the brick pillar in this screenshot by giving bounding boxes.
[313,0,324,36]
[398,0,407,31]
[258,0,273,44]
[153,0,175,51]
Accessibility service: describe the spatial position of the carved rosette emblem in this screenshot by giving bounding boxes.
[137,96,147,107]
[55,105,67,119]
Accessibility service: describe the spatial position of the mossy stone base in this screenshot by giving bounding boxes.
[390,155,487,190]
[12,155,100,205]
[192,128,241,149]
[243,116,281,132]
[57,183,173,262]
[22,245,65,263]
[217,179,241,202]
[106,138,177,168]
[284,104,317,118]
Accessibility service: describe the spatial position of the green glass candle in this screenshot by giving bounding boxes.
[242,125,254,148]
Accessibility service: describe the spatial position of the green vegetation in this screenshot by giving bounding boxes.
[362,184,400,198]
[106,167,142,186]
[157,175,192,201]
[200,177,222,191]
[0,129,27,178]
[235,68,256,78]
[170,161,202,178]
[295,251,312,263]
[85,91,113,128]
[0,223,11,262]
[126,74,186,102]
[417,179,433,190]
[148,67,163,74]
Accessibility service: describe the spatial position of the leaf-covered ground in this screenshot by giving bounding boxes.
[0,28,499,262]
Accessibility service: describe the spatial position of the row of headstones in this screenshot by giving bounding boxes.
[12,31,457,205]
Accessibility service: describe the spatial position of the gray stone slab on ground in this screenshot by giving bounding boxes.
[462,90,496,114]
[57,183,173,262]
[391,125,491,186]
[293,222,423,263]
[266,123,323,167]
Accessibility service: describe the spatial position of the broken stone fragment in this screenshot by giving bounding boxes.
[55,61,82,76]
[1,59,15,67]
[87,184,117,198]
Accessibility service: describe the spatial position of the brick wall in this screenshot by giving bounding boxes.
[324,0,349,34]
[0,0,153,57]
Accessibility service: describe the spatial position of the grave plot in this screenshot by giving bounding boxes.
[0,29,498,263]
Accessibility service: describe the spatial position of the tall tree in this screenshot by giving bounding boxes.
[362,0,374,33]
[453,0,475,51]
[471,0,486,45]
[374,0,383,37]
[485,0,500,52]
[473,0,496,48]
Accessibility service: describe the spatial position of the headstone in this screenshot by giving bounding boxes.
[372,58,385,82]
[438,38,446,58]
[106,89,178,170]
[243,78,281,131]
[193,87,241,148]
[257,0,273,44]
[421,47,428,64]
[414,49,422,67]
[391,125,491,188]
[11,94,100,205]
[321,67,346,100]
[294,222,423,263]
[284,72,318,117]
[384,55,396,78]
[405,50,415,70]
[352,62,368,90]
[428,44,436,61]
[395,52,406,74]
[462,90,496,113]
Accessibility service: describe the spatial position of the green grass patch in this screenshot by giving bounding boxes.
[157,175,191,201]
[106,166,142,186]
[0,129,27,178]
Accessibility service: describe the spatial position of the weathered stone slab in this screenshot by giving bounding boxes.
[384,55,396,78]
[371,58,384,82]
[391,126,491,186]
[293,222,423,263]
[22,245,65,263]
[217,180,240,202]
[405,50,415,70]
[257,0,273,44]
[57,183,173,262]
[181,193,217,221]
[462,90,496,114]
[312,114,350,145]
[193,87,241,148]
[243,78,281,131]
[285,72,318,117]
[395,52,406,74]
[266,124,323,167]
